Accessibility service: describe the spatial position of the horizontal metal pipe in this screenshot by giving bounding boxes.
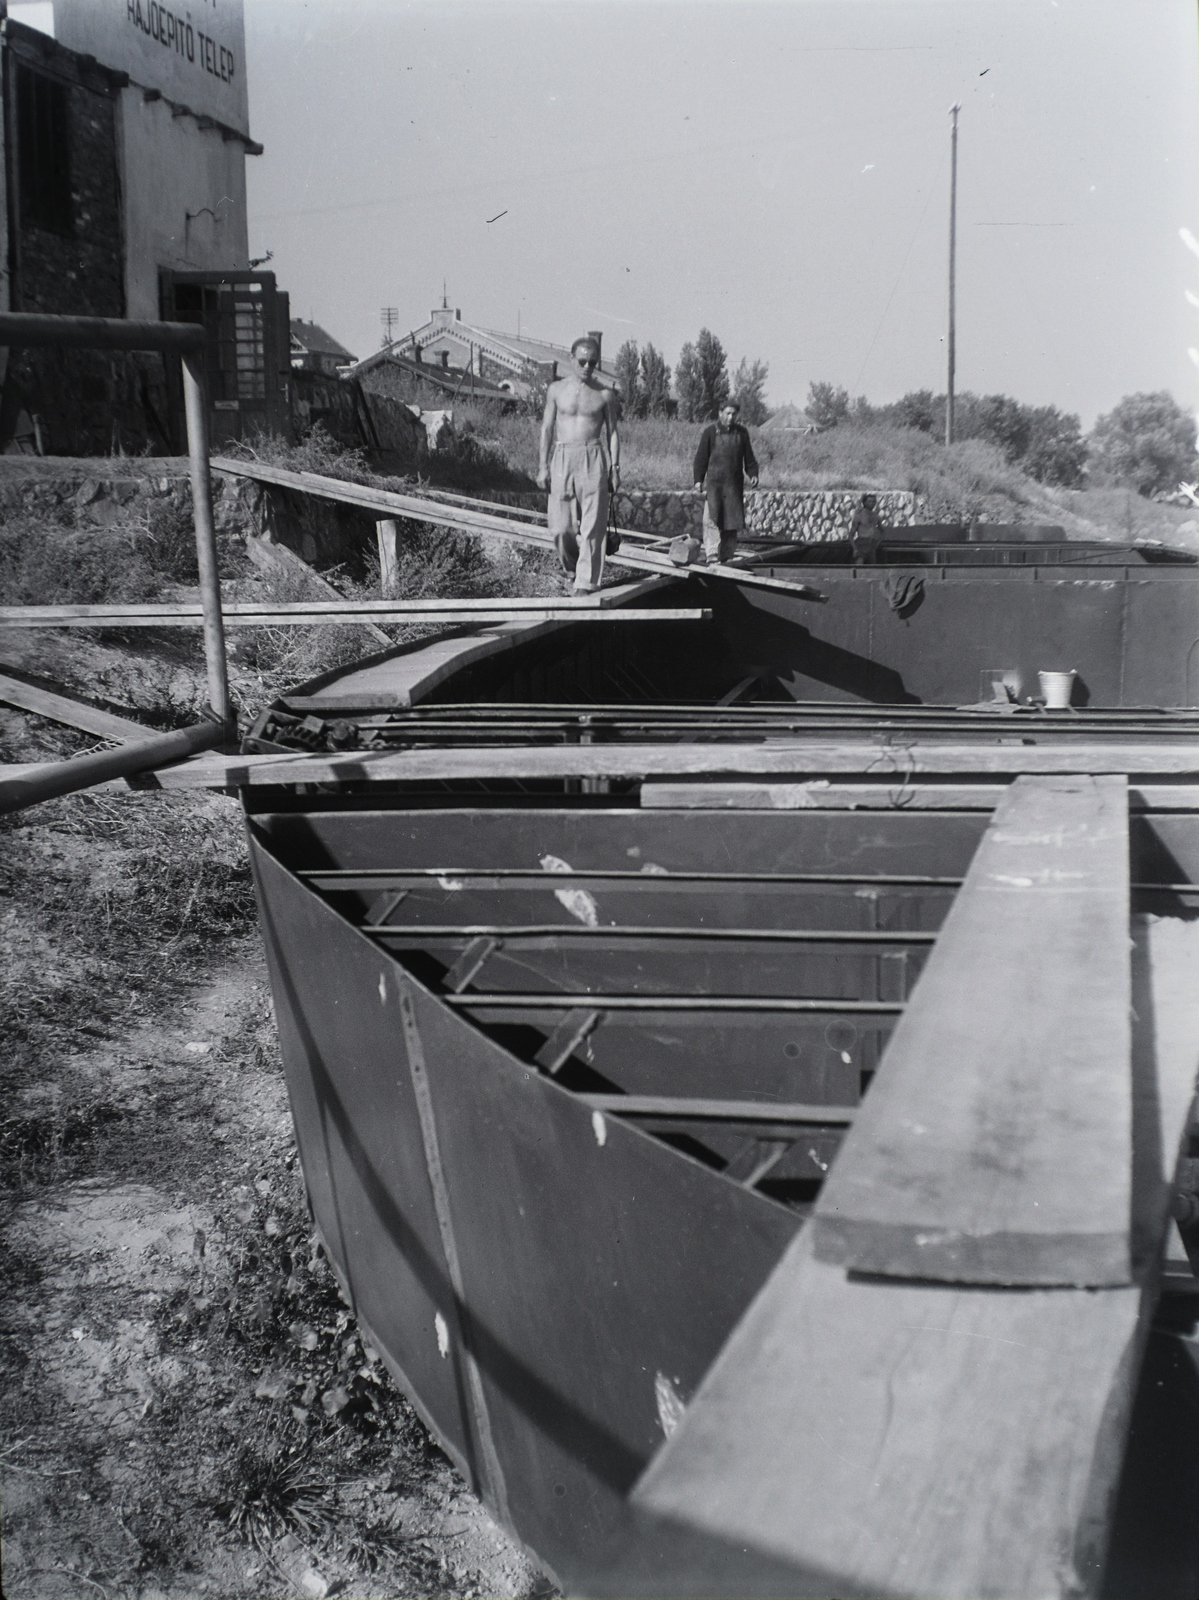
[0,720,226,815]
[0,312,205,353]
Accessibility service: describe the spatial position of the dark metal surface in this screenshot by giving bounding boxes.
[249,832,801,1587]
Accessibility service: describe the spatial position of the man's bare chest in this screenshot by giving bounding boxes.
[556,381,608,421]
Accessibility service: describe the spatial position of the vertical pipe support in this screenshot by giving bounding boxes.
[946,102,960,447]
[181,349,234,738]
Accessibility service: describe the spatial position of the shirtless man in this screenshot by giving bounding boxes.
[537,336,620,594]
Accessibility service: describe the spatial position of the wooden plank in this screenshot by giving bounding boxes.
[581,1095,855,1125]
[246,534,393,646]
[0,602,709,627]
[533,1008,602,1075]
[643,781,1199,812]
[140,739,1199,792]
[813,775,1132,1287]
[210,456,828,602]
[627,914,1199,1600]
[0,670,157,744]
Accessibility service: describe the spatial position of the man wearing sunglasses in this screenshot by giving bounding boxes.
[537,336,621,594]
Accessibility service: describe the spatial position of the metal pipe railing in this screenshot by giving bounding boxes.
[0,311,234,741]
[0,718,226,815]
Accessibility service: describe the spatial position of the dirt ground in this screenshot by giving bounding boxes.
[0,693,549,1599]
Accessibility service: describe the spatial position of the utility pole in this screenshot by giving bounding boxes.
[380,307,398,347]
[946,102,960,445]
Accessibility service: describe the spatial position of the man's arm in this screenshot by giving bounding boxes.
[693,425,713,488]
[742,426,760,485]
[605,391,621,489]
[536,386,557,489]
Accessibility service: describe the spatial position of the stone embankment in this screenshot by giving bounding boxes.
[612,488,917,542]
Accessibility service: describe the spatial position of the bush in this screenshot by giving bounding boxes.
[1088,391,1198,496]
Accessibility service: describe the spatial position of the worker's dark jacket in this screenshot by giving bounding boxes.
[693,422,759,532]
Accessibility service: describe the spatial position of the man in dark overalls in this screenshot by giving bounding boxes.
[692,400,759,565]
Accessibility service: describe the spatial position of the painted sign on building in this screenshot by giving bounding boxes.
[50,0,249,136]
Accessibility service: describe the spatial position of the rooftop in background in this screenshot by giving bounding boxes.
[353,304,618,400]
[761,405,818,434]
[349,347,516,404]
[290,320,357,373]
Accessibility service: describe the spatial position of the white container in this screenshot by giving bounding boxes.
[1038,670,1076,709]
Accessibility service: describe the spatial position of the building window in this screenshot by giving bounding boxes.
[17,64,73,235]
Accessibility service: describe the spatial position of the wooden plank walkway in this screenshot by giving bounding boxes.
[209,457,827,602]
[812,775,1132,1287]
[625,909,1199,1599]
[0,601,709,628]
[0,670,157,744]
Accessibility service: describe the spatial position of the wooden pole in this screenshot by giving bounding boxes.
[181,350,234,737]
[377,519,399,593]
[946,103,960,446]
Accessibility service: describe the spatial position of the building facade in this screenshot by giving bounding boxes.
[389,303,616,401]
[1,0,266,452]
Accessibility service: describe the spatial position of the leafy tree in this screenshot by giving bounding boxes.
[732,357,769,426]
[694,329,731,421]
[848,394,877,425]
[804,381,849,431]
[613,340,641,420]
[639,343,672,417]
[1022,406,1087,487]
[1089,391,1198,495]
[891,389,938,433]
[675,342,702,422]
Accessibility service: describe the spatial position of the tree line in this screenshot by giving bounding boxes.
[600,330,1196,499]
[612,329,770,425]
[802,380,1198,495]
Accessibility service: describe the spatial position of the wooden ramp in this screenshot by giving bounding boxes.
[602,779,1199,1600]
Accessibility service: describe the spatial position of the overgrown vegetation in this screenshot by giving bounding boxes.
[0,495,245,608]
[0,715,543,1597]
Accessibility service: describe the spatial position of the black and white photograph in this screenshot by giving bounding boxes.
[2,1,1199,1596]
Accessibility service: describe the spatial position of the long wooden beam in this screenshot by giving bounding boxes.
[0,670,157,744]
[209,457,827,602]
[814,775,1133,1287]
[0,603,709,629]
[642,780,1199,811]
[136,738,1199,791]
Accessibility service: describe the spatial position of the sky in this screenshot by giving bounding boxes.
[243,0,1199,427]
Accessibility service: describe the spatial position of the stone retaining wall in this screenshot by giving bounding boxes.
[612,488,917,542]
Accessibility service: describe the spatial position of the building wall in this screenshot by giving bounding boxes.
[0,26,173,453]
[117,89,249,320]
[52,0,250,138]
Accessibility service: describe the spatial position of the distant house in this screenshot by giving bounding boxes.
[761,404,820,435]
[368,303,617,401]
[290,321,357,375]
